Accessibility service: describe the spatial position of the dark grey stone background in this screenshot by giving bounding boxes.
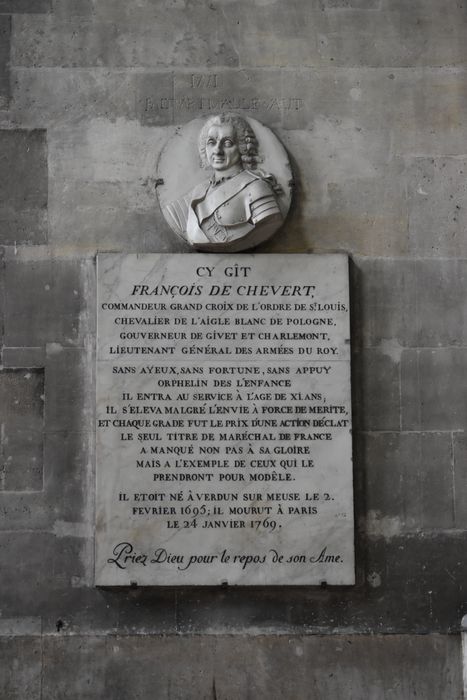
[0,0,466,697]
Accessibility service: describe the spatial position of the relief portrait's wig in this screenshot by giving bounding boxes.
[198,113,260,170]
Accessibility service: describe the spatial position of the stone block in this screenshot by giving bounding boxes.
[407,157,467,257]
[0,491,50,530]
[0,637,41,700]
[42,430,92,526]
[362,431,455,532]
[39,634,462,699]
[0,246,4,345]
[42,636,106,699]
[175,587,295,634]
[10,0,467,70]
[351,258,417,348]
[173,533,467,633]
[364,533,467,632]
[44,347,91,434]
[40,586,178,635]
[47,121,187,252]
[94,588,177,635]
[0,0,50,12]
[0,369,44,491]
[352,258,467,349]
[2,347,46,367]
[313,3,467,68]
[453,433,467,529]
[0,531,85,614]
[11,9,240,68]
[11,69,161,128]
[0,433,89,532]
[51,0,93,16]
[0,617,41,634]
[401,348,467,431]
[0,15,9,107]
[264,129,408,256]
[3,255,85,347]
[263,67,467,156]
[388,67,467,157]
[272,67,395,140]
[414,259,467,347]
[352,347,400,431]
[0,129,47,245]
[222,1,467,69]
[321,0,382,6]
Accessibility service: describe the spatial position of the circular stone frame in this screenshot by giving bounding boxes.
[157,115,293,252]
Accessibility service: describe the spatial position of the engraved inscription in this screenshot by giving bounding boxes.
[95,254,355,587]
[145,96,304,113]
[190,73,219,89]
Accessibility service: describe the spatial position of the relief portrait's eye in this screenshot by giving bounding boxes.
[223,140,234,147]
[207,138,216,145]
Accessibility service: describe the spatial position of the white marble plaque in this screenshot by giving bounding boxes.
[95,254,355,586]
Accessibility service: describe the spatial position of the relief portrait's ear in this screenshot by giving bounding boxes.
[157,114,293,252]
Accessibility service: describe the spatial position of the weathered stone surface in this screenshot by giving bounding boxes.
[267,130,408,256]
[0,531,85,614]
[3,254,85,347]
[0,247,4,346]
[401,348,467,431]
[352,258,467,349]
[352,348,400,431]
[0,491,50,531]
[11,69,161,128]
[36,634,462,699]
[12,1,467,69]
[0,617,41,635]
[0,130,47,245]
[408,157,467,257]
[321,0,382,7]
[44,347,91,433]
[0,431,90,531]
[414,259,467,347]
[277,65,467,155]
[388,68,467,157]
[11,11,240,69]
[2,347,46,367]
[43,431,90,525]
[0,369,44,491]
[0,0,50,11]
[365,533,467,632]
[51,0,92,16]
[351,258,417,348]
[452,433,467,530]
[362,431,455,532]
[47,122,185,252]
[0,637,41,700]
[171,536,467,634]
[0,15,9,108]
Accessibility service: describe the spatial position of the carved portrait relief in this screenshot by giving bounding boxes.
[157,114,293,252]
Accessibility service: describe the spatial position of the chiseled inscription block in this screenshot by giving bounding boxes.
[95,253,354,586]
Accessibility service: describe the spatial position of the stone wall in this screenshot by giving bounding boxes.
[1,0,466,697]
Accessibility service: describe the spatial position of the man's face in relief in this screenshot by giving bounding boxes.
[205,124,242,172]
